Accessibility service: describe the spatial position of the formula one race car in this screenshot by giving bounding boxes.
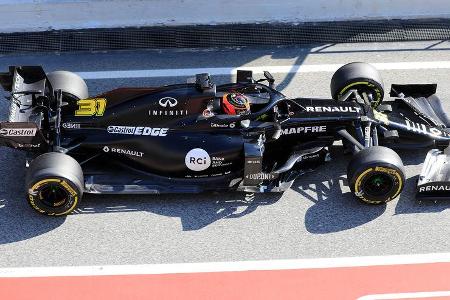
[0,62,449,216]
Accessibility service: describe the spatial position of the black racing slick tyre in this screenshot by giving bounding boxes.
[347,146,405,205]
[25,153,84,216]
[46,71,89,101]
[331,62,384,108]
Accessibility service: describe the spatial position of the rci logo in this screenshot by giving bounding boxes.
[185,148,211,172]
[158,97,178,108]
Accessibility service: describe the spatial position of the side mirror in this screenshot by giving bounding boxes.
[195,73,212,90]
[263,71,275,88]
[237,70,254,84]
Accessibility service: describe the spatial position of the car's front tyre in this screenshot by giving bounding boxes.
[347,146,405,204]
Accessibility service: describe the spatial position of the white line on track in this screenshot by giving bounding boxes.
[76,61,450,79]
[1,252,450,278]
[358,291,450,300]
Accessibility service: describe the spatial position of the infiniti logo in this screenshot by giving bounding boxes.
[159,97,178,108]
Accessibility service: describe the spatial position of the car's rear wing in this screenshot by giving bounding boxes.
[390,84,437,98]
[0,66,49,122]
[0,121,45,150]
[0,66,50,150]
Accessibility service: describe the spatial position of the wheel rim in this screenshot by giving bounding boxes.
[362,172,395,198]
[339,83,382,107]
[352,86,377,104]
[39,183,69,207]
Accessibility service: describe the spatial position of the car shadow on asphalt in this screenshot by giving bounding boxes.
[296,147,450,234]
[75,192,282,231]
[0,149,66,245]
[291,146,387,234]
[295,174,387,234]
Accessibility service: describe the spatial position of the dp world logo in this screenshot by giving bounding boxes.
[159,97,178,108]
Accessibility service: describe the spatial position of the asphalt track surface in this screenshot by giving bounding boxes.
[0,41,450,271]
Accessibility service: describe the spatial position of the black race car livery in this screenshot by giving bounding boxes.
[0,62,448,216]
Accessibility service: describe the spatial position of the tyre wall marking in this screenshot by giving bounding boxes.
[374,166,403,199]
[354,167,403,204]
[29,178,79,216]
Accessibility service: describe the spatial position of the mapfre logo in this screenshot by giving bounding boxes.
[185,148,211,172]
[159,97,178,108]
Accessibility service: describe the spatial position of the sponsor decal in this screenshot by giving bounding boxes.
[211,122,236,129]
[302,153,320,160]
[75,98,107,117]
[102,146,143,157]
[211,156,233,168]
[305,106,361,113]
[364,126,371,145]
[107,126,168,136]
[281,125,326,135]
[151,97,187,117]
[159,97,178,107]
[419,184,450,193]
[185,148,211,171]
[405,120,450,138]
[373,110,390,125]
[9,72,22,121]
[16,143,40,148]
[203,109,214,118]
[0,128,37,137]
[62,123,81,129]
[246,159,261,164]
[245,173,277,180]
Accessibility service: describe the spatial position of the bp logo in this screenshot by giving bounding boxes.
[185,148,211,171]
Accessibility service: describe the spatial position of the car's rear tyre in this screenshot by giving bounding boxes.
[331,62,384,108]
[347,146,405,204]
[46,70,89,101]
[26,152,84,216]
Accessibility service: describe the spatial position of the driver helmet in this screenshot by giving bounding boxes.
[221,93,250,115]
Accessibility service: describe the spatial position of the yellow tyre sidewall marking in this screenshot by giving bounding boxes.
[28,178,79,216]
[338,81,383,107]
[354,167,403,204]
[31,178,61,191]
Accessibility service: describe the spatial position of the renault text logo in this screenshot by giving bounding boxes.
[159,97,178,108]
